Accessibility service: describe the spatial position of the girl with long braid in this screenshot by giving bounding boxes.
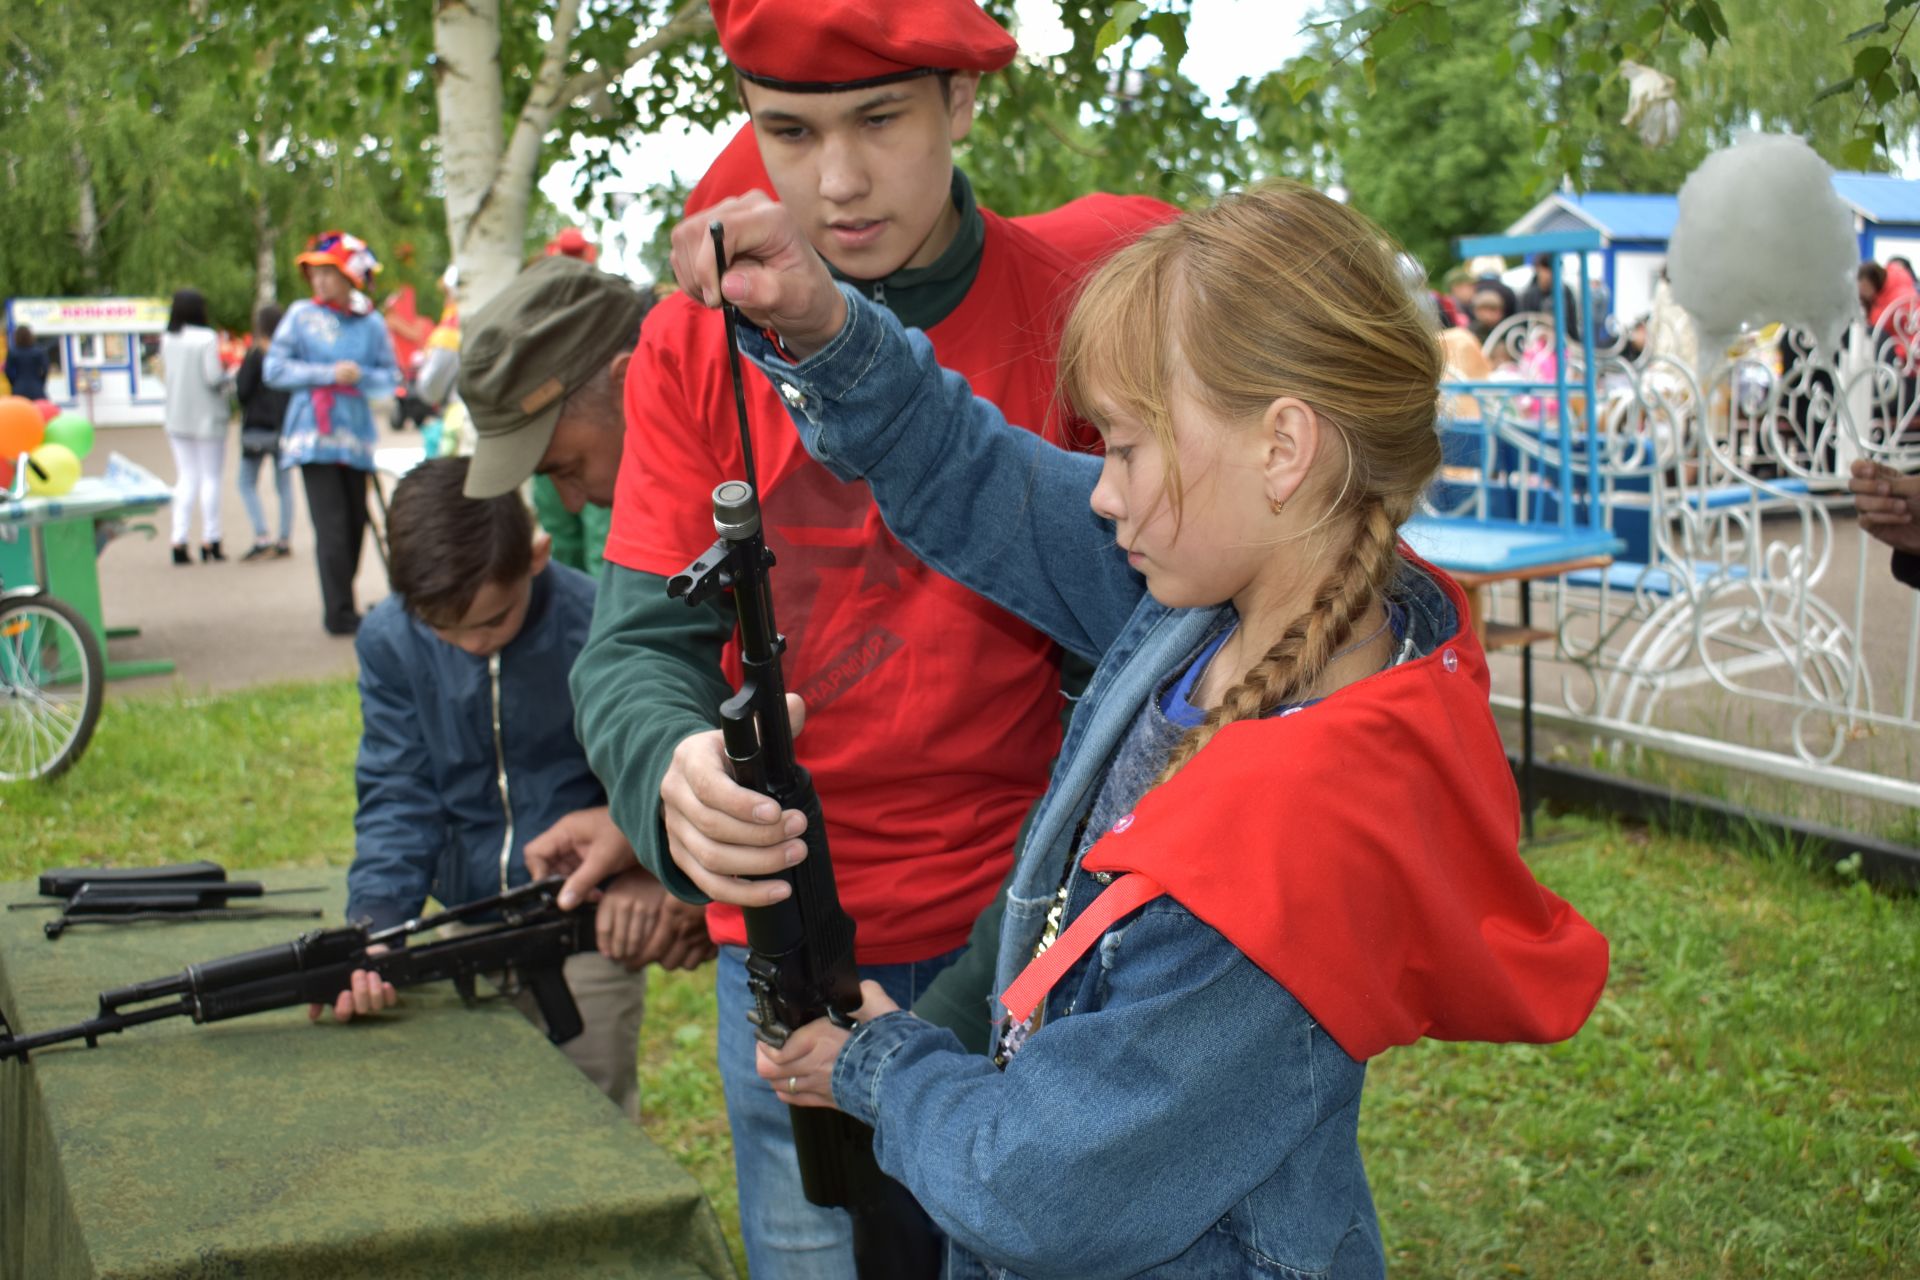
[668,182,1610,1278]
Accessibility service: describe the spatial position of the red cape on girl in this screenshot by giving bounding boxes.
[1006,550,1609,1062]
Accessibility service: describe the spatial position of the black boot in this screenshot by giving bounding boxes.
[172,544,191,566]
[200,541,225,563]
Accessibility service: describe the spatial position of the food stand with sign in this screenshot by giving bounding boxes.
[4,296,170,427]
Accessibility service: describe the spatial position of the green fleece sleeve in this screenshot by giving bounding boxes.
[570,562,735,903]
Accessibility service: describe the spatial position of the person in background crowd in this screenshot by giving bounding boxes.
[1470,282,1515,345]
[1860,259,1918,350]
[160,289,231,564]
[233,304,295,561]
[1519,252,1583,342]
[5,325,50,401]
[1444,265,1477,320]
[1860,260,1920,418]
[1850,458,1920,588]
[545,227,600,264]
[267,230,399,636]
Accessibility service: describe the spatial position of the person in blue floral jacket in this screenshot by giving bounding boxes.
[267,230,399,635]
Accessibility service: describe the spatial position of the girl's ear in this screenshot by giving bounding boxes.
[1261,396,1324,510]
[530,532,553,575]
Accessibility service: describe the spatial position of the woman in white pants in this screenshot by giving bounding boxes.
[160,289,231,563]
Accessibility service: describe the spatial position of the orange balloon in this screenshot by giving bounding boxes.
[0,396,45,461]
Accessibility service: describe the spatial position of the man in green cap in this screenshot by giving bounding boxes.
[459,255,653,577]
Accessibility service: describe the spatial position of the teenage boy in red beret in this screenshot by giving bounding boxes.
[565,1,1173,1270]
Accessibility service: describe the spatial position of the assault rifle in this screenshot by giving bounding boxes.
[0,878,593,1062]
[666,224,939,1278]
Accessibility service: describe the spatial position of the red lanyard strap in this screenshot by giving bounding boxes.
[999,873,1165,1023]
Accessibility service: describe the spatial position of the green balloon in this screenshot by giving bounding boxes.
[43,412,95,460]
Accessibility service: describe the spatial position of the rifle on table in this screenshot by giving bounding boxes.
[0,878,594,1062]
[666,223,939,1279]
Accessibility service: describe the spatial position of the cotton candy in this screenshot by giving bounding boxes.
[1667,132,1858,355]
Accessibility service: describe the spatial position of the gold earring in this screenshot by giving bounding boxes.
[1270,498,1285,516]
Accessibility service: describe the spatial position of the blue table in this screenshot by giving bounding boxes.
[1403,515,1623,839]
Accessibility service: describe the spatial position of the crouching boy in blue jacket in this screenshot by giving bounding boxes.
[315,456,711,1117]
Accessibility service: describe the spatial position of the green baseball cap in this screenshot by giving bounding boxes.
[459,255,647,499]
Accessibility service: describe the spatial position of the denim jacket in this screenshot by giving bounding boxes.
[738,290,1422,1278]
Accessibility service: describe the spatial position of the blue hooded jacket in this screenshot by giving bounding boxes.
[347,563,603,931]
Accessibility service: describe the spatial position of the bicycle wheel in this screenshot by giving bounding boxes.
[0,593,105,782]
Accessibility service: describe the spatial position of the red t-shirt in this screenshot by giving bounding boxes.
[609,203,1172,963]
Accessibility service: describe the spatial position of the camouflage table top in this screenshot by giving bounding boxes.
[0,869,737,1280]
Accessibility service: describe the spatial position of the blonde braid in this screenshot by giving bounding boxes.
[1154,503,1402,785]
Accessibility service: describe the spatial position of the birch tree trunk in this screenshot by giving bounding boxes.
[432,0,712,315]
[253,127,278,311]
[433,0,517,312]
[66,102,101,293]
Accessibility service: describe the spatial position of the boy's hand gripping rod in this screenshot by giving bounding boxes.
[666,224,939,1278]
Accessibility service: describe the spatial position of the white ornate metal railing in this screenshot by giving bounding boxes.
[1434,314,1920,815]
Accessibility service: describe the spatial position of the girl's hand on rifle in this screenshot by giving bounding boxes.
[661,693,812,908]
[306,946,397,1024]
[757,980,901,1109]
[670,193,848,359]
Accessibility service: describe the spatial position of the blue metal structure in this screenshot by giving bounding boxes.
[1408,229,1624,575]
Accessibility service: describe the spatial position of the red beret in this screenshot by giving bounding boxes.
[543,227,598,263]
[712,0,1016,92]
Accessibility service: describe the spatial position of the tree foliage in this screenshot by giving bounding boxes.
[1226,0,1920,272]
[18,0,1920,330]
[1273,0,1920,187]
[963,1,1246,214]
[0,1,449,330]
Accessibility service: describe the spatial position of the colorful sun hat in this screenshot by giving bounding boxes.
[297,231,380,289]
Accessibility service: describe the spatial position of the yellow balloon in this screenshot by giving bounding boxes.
[25,442,81,497]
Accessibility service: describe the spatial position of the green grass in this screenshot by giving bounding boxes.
[6,680,1917,1278]
[1364,819,1918,1278]
[2,680,362,877]
[639,966,744,1277]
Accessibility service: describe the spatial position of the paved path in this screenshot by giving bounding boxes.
[91,422,417,697]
